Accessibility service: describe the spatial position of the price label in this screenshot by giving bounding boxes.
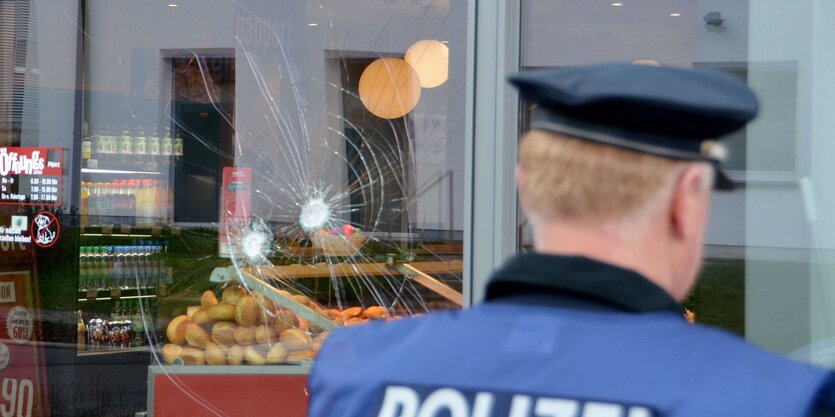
[119,224,131,235]
[110,288,121,300]
[1,378,35,417]
[86,289,97,301]
[151,226,162,237]
[101,225,113,236]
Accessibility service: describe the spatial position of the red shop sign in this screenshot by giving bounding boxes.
[0,147,63,207]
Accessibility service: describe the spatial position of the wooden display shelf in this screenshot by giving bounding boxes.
[247,260,463,280]
[242,260,464,308]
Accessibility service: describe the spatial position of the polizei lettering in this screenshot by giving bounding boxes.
[377,386,654,417]
[0,148,46,176]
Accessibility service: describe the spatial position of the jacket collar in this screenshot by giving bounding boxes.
[485,252,683,316]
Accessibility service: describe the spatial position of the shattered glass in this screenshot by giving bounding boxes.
[75,0,466,372]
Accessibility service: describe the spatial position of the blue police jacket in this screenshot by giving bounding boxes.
[309,253,835,417]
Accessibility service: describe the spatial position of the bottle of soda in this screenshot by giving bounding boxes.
[105,246,115,289]
[162,127,173,159]
[134,127,147,166]
[148,129,161,164]
[104,125,117,163]
[82,133,92,163]
[120,127,134,164]
[79,247,89,291]
[92,126,105,162]
[175,133,184,158]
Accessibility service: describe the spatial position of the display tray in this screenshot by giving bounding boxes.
[147,365,309,417]
[77,346,152,357]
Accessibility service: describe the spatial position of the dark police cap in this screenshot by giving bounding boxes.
[508,62,759,190]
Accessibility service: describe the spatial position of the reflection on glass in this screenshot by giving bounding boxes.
[519,0,835,371]
[1,0,467,415]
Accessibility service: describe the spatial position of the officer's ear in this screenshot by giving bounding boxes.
[669,165,710,240]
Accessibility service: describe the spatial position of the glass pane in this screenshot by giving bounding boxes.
[0,0,468,415]
[519,0,835,365]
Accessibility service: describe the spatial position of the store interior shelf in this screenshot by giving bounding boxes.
[77,346,151,357]
[81,167,163,176]
[393,263,463,306]
[78,294,157,302]
[80,224,179,237]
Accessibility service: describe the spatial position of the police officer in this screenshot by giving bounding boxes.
[308,63,835,417]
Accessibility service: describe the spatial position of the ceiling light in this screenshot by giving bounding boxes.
[670,12,681,17]
[167,3,178,7]
[611,2,623,6]
[441,40,449,44]
[405,39,450,88]
[308,23,318,27]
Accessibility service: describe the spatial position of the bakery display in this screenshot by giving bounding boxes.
[160,283,406,366]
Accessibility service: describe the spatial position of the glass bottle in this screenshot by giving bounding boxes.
[162,127,173,158]
[134,127,147,165]
[80,182,89,226]
[174,133,184,158]
[92,126,104,162]
[82,133,92,162]
[148,129,161,164]
[120,127,134,163]
[76,310,87,352]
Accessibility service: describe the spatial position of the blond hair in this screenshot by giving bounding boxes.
[518,130,693,224]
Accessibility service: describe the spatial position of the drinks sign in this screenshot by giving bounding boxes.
[0,148,63,206]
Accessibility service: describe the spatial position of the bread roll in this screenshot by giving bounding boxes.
[208,302,236,321]
[313,331,330,346]
[211,321,236,346]
[252,291,276,325]
[243,345,267,365]
[227,345,244,365]
[345,317,366,326]
[266,343,289,364]
[297,316,310,333]
[222,286,247,305]
[180,347,206,365]
[192,308,213,326]
[279,328,311,352]
[341,307,363,319]
[162,343,183,364]
[186,306,200,318]
[235,296,259,327]
[255,325,276,345]
[292,294,312,307]
[185,323,210,348]
[324,309,341,320]
[205,342,227,366]
[287,350,315,363]
[166,315,190,345]
[234,326,256,345]
[364,306,387,320]
[201,290,219,308]
[273,311,298,333]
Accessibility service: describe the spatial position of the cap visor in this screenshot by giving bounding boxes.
[714,167,735,190]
